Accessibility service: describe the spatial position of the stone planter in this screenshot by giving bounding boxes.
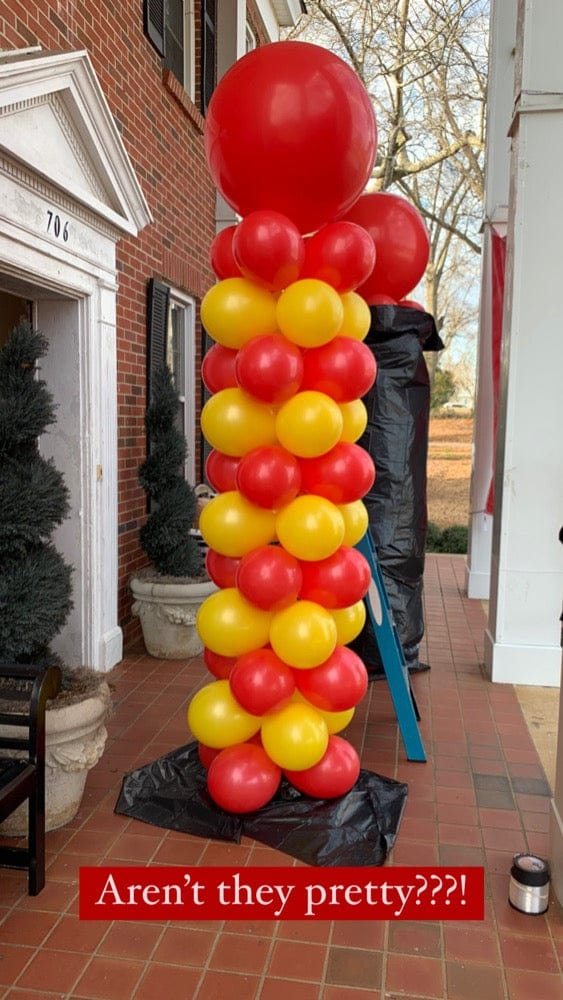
[130,574,217,659]
[0,681,111,835]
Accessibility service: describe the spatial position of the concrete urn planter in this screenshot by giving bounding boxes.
[0,681,111,835]
[130,573,217,659]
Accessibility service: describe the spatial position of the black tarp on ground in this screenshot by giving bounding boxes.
[115,742,408,867]
[350,305,443,673]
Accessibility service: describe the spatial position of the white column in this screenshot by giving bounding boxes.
[466,0,516,600]
[485,0,563,689]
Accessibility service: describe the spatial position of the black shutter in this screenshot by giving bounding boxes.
[147,279,170,401]
[201,0,217,116]
[144,0,166,58]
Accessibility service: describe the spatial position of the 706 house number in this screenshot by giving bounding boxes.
[46,210,69,241]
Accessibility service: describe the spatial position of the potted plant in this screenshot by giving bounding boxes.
[0,321,111,833]
[130,364,215,658]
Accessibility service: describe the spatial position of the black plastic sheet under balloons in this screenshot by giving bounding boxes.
[115,742,408,867]
[350,305,444,673]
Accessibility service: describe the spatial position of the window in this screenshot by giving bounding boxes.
[147,279,197,483]
[246,22,256,53]
[144,1,210,109]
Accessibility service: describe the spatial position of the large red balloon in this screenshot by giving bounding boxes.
[299,443,375,504]
[298,545,371,609]
[232,211,305,291]
[294,645,368,711]
[235,335,303,405]
[284,735,360,798]
[302,222,376,293]
[207,744,282,813]
[300,337,376,402]
[205,549,241,589]
[204,41,377,235]
[236,446,302,510]
[230,648,295,715]
[342,193,430,303]
[202,344,238,394]
[205,450,240,493]
[210,225,242,279]
[203,647,237,679]
[236,545,303,611]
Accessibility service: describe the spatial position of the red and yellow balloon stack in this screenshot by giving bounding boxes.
[187,40,381,814]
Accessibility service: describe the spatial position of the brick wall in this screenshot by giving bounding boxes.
[0,0,271,649]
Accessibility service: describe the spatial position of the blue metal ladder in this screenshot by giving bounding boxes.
[356,530,427,763]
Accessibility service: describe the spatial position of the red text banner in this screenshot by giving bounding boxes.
[80,865,484,921]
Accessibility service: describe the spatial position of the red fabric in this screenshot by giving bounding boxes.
[485,231,506,515]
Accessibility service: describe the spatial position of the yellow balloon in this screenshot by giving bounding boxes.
[276,495,345,561]
[261,702,329,770]
[270,600,337,668]
[201,278,278,349]
[294,689,356,734]
[275,391,343,458]
[187,679,261,748]
[338,500,369,546]
[330,600,367,645]
[315,705,355,734]
[199,491,276,557]
[339,292,371,341]
[339,399,368,443]
[276,279,344,348]
[201,388,277,456]
[197,588,273,657]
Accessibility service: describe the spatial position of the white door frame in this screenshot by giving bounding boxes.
[0,49,151,671]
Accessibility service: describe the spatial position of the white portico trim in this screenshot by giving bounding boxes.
[0,49,152,672]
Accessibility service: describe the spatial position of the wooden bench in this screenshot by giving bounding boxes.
[0,663,61,895]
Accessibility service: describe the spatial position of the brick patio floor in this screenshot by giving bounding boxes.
[1,553,562,999]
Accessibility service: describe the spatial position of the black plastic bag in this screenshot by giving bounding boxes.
[115,742,408,867]
[350,305,443,672]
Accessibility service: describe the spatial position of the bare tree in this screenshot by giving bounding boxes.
[288,0,488,389]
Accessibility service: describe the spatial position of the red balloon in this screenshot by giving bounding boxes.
[235,334,303,405]
[230,648,296,715]
[202,344,238,394]
[210,225,242,279]
[399,299,425,311]
[284,735,360,798]
[236,446,302,510]
[232,210,305,291]
[205,549,241,588]
[236,545,303,611]
[204,41,377,235]
[298,546,371,609]
[368,294,397,305]
[294,646,368,711]
[205,450,240,493]
[203,647,237,679]
[300,337,376,402]
[198,742,221,769]
[342,193,429,303]
[299,443,375,504]
[302,222,376,293]
[207,743,282,813]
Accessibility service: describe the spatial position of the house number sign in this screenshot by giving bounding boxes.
[46,209,69,242]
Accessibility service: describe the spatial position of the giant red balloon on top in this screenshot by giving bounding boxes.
[342,192,430,303]
[204,41,377,235]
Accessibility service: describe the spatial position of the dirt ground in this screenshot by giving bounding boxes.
[427,414,472,529]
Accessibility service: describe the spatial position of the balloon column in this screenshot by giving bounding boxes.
[188,41,379,814]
